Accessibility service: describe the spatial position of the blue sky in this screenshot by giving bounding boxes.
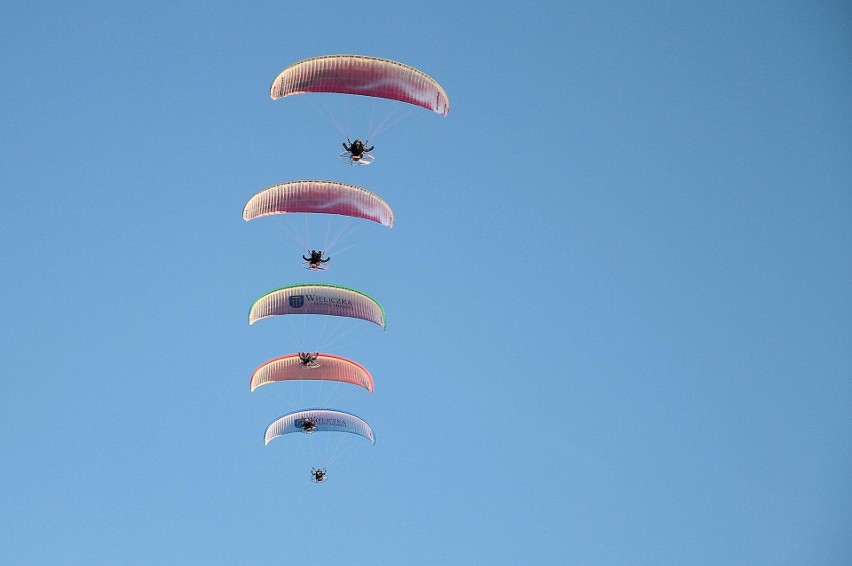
[2,2,851,564]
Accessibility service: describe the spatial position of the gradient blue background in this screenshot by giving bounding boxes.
[2,2,850,564]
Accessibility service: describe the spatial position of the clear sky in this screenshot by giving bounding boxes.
[2,2,851,564]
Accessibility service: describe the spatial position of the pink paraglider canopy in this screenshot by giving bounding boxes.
[250,353,374,393]
[270,54,450,116]
[243,180,394,228]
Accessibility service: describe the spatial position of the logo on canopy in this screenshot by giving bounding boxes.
[289,295,305,308]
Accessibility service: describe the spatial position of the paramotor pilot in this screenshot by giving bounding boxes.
[303,250,330,270]
[298,352,320,368]
[341,138,374,164]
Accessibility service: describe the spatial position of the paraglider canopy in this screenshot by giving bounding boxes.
[243,180,394,228]
[250,353,374,393]
[265,409,376,445]
[270,54,450,116]
[248,283,387,329]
